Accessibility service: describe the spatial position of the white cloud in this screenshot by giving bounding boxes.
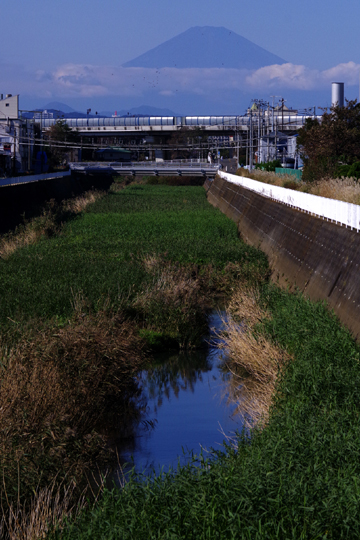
[2,61,360,100]
[322,62,360,86]
[47,62,360,96]
[245,62,360,90]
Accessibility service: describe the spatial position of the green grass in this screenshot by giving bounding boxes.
[9,182,360,538]
[0,185,267,326]
[51,285,360,539]
[0,182,270,529]
[3,182,360,537]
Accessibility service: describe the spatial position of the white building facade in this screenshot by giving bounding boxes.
[258,133,303,169]
[0,94,35,176]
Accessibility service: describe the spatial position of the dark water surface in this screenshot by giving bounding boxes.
[118,313,242,475]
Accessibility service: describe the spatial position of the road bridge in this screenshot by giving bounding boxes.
[69,160,220,177]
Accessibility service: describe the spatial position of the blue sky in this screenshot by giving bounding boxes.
[1,0,360,113]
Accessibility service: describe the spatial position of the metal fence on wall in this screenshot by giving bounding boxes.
[219,171,360,232]
[274,168,303,180]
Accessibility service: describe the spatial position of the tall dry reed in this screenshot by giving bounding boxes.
[1,481,85,540]
[310,176,360,204]
[62,190,104,213]
[0,300,144,516]
[134,255,209,348]
[220,287,291,428]
[235,168,360,205]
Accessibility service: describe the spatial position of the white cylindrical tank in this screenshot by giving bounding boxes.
[332,82,344,107]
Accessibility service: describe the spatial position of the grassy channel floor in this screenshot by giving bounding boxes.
[52,289,360,540]
[3,182,360,538]
[46,188,360,539]
[0,184,266,327]
[0,182,269,532]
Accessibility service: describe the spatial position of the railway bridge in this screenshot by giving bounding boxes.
[40,114,320,157]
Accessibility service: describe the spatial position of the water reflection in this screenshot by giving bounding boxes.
[116,312,242,475]
[142,349,212,411]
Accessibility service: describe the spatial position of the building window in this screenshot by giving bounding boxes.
[5,103,9,107]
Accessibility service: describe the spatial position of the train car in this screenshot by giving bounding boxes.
[40,114,317,131]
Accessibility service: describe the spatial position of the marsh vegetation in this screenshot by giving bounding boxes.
[54,281,360,540]
[0,178,268,538]
[2,177,360,538]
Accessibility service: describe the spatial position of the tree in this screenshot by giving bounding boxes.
[46,119,78,168]
[255,159,281,172]
[297,100,360,182]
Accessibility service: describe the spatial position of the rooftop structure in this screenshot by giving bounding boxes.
[0,94,19,120]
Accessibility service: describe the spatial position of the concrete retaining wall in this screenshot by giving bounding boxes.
[205,175,360,340]
[0,173,114,234]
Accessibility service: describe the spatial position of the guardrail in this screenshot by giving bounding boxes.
[0,170,71,188]
[219,171,360,232]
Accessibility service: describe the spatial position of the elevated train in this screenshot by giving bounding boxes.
[41,115,318,130]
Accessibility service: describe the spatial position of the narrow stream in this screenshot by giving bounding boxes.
[117,312,243,475]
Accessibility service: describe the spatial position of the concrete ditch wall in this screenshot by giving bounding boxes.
[205,175,360,340]
[0,173,114,234]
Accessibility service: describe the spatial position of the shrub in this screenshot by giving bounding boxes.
[254,159,281,172]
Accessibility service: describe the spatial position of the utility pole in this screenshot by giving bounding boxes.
[40,111,43,173]
[249,109,253,170]
[258,107,261,165]
[236,120,239,165]
[267,103,270,163]
[270,96,281,164]
[28,122,31,171]
[246,126,248,168]
[270,95,281,132]
[12,123,16,176]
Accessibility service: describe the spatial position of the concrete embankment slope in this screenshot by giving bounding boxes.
[205,174,360,340]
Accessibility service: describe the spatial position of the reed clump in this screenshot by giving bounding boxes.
[62,190,104,214]
[0,190,105,259]
[134,255,209,348]
[236,167,296,186]
[235,168,360,205]
[220,287,291,427]
[0,481,86,540]
[0,300,144,515]
[310,176,360,204]
[133,252,269,349]
[227,286,267,327]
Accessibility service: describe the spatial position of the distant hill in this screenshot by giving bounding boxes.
[31,104,179,119]
[123,26,286,69]
[44,101,76,113]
